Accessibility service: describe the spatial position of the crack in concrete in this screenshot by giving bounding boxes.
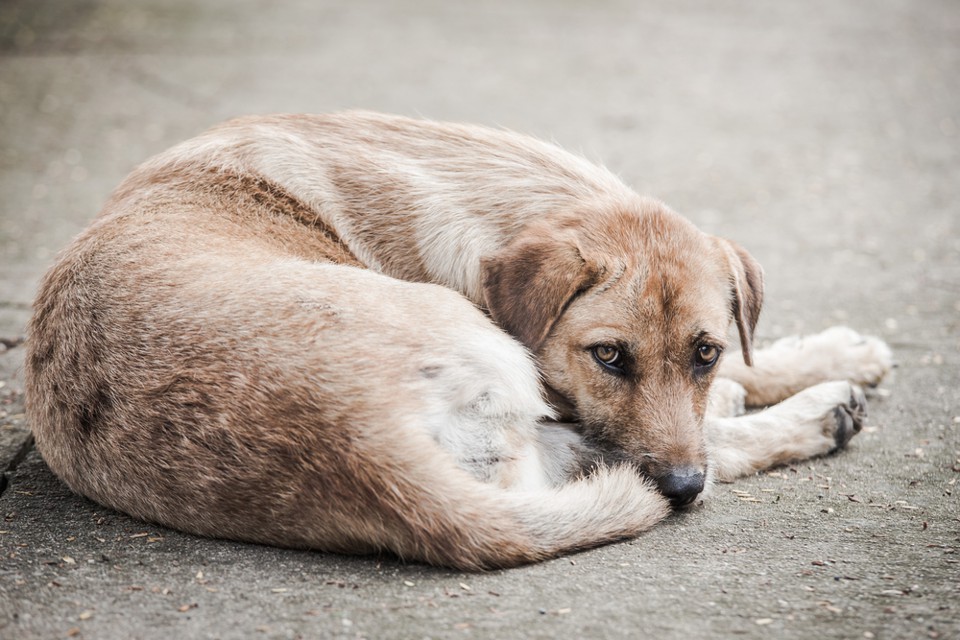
[0,433,34,498]
[0,336,25,350]
[118,60,215,111]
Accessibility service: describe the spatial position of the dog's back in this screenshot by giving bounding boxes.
[106,111,635,302]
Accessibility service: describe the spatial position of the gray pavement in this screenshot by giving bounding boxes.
[1,1,958,638]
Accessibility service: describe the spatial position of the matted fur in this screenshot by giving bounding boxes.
[25,112,892,569]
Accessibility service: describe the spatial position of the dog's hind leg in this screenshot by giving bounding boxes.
[718,326,893,408]
[706,381,867,482]
[28,234,667,570]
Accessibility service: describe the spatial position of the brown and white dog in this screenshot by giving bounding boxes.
[25,112,892,570]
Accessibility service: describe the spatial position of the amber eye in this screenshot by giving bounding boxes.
[695,344,721,368]
[592,345,624,372]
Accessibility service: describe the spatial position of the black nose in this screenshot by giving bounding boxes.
[657,467,705,507]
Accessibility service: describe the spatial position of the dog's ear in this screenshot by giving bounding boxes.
[715,238,764,366]
[481,228,601,351]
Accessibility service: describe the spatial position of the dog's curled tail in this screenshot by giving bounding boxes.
[506,466,671,565]
[387,460,670,570]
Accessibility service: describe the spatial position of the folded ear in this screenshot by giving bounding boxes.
[715,238,764,366]
[481,228,601,351]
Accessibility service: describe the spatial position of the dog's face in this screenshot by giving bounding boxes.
[482,200,763,506]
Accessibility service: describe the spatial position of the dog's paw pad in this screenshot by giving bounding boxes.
[831,384,867,451]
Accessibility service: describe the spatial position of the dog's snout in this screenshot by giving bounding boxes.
[657,467,705,507]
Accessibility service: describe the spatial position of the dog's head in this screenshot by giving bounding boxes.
[481,199,763,506]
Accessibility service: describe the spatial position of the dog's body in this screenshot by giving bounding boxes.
[25,112,892,569]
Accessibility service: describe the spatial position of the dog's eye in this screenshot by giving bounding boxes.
[695,344,721,368]
[592,345,624,372]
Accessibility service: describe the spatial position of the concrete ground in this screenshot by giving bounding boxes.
[1,0,958,638]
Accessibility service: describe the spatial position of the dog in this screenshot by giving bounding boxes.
[25,111,893,570]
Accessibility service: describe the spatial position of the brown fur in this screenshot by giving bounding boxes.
[25,112,891,570]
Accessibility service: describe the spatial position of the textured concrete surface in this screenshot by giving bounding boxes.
[1,1,958,638]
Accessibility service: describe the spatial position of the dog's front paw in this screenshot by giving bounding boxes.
[769,326,894,389]
[786,380,867,458]
[800,327,893,387]
[815,326,893,388]
[706,380,870,479]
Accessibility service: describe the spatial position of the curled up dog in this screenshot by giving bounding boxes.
[25,112,893,570]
